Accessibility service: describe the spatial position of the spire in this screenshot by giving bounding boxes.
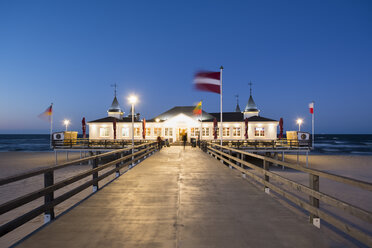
[108,96,122,112]
[107,84,124,118]
[235,94,241,112]
[244,82,260,117]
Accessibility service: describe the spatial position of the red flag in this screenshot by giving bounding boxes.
[309,102,314,114]
[213,118,218,140]
[244,118,248,139]
[38,104,53,122]
[82,117,86,139]
[113,118,117,140]
[142,118,146,139]
[194,71,221,94]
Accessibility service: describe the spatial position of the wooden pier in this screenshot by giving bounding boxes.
[1,145,371,247]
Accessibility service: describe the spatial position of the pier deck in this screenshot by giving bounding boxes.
[18,147,337,247]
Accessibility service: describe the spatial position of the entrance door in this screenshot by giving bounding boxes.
[177,128,187,141]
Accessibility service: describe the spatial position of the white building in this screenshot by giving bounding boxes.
[88,91,279,142]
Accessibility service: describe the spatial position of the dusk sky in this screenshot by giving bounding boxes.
[0,0,371,134]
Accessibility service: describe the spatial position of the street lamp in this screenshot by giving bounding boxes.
[128,95,138,168]
[63,119,70,131]
[296,118,303,131]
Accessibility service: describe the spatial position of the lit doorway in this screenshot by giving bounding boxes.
[177,128,187,141]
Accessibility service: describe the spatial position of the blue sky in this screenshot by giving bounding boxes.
[0,0,371,134]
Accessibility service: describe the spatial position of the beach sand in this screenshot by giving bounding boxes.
[0,151,119,247]
[0,151,371,247]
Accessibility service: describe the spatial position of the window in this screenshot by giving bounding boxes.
[233,127,241,137]
[154,128,161,136]
[202,127,210,137]
[99,127,110,137]
[223,127,230,137]
[122,127,129,137]
[134,128,141,137]
[191,128,200,136]
[255,127,265,137]
[146,128,151,136]
[164,128,173,136]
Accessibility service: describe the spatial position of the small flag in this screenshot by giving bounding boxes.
[38,104,53,122]
[309,102,314,114]
[194,71,221,94]
[193,101,202,115]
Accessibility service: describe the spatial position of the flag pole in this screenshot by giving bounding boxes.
[312,101,315,149]
[50,103,53,149]
[220,66,223,146]
[200,100,203,141]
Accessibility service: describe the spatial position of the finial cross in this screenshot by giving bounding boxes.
[111,83,117,97]
[248,81,253,95]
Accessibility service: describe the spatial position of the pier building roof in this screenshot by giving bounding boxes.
[147,106,214,122]
[88,116,140,123]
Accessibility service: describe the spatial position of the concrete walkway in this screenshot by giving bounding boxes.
[17,147,338,247]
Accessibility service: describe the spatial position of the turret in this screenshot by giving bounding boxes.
[107,96,124,119]
[243,82,260,118]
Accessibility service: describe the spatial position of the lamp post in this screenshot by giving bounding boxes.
[128,95,138,168]
[63,119,70,132]
[296,118,303,131]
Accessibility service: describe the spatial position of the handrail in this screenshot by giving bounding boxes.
[0,141,158,238]
[0,143,150,186]
[210,142,372,192]
[204,141,372,247]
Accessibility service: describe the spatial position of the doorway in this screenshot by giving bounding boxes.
[177,128,187,141]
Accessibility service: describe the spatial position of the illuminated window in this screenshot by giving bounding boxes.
[99,127,110,137]
[223,127,230,137]
[191,128,200,136]
[254,127,265,137]
[146,128,151,136]
[202,127,210,137]
[164,128,173,136]
[122,127,129,137]
[154,128,161,136]
[134,128,141,137]
[233,127,241,137]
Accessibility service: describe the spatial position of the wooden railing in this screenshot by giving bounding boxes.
[0,142,159,237]
[208,138,311,150]
[52,138,154,149]
[202,142,372,247]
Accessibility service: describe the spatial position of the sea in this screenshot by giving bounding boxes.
[0,134,371,155]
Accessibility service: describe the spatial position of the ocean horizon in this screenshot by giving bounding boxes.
[0,134,371,155]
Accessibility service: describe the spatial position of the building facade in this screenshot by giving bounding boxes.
[88,92,279,142]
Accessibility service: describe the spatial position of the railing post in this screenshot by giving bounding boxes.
[92,155,99,192]
[44,171,55,223]
[309,174,320,228]
[263,159,270,194]
[228,150,232,169]
[115,153,120,178]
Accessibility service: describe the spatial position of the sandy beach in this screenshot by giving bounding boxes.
[0,151,371,247]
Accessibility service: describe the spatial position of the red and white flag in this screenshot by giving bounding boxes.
[194,71,221,94]
[309,102,314,114]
